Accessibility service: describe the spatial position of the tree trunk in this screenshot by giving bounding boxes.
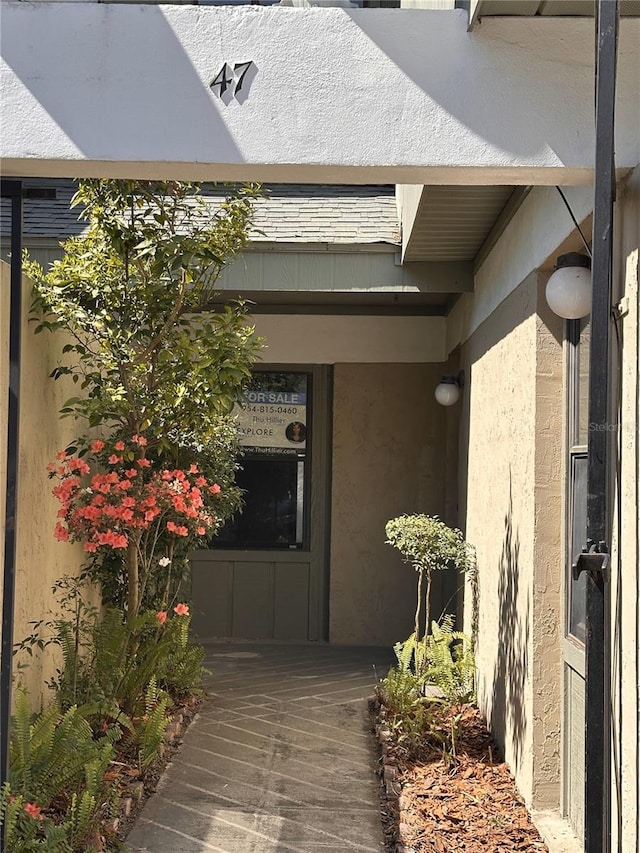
[126,540,139,621]
[414,568,423,644]
[424,568,432,643]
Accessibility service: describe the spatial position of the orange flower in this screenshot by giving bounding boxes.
[166,520,188,536]
[54,522,69,542]
[114,440,125,451]
[24,802,44,821]
[156,611,167,625]
[91,440,105,452]
[173,603,189,616]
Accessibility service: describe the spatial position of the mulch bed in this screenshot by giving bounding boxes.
[371,702,548,853]
[103,695,203,848]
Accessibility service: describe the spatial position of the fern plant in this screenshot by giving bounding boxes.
[423,616,476,704]
[158,613,206,699]
[0,784,73,853]
[1,691,116,852]
[57,753,117,852]
[377,667,437,753]
[137,677,170,770]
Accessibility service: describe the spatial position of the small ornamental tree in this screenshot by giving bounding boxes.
[27,180,262,447]
[385,514,473,667]
[28,179,264,617]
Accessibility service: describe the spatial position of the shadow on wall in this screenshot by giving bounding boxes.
[490,476,529,773]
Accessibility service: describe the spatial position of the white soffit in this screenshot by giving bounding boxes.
[402,185,516,261]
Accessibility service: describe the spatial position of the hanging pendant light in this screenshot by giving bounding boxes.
[545,252,592,319]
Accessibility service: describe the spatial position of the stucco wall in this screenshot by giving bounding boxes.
[2,4,639,183]
[460,275,537,803]
[609,165,640,853]
[253,314,446,364]
[531,279,564,808]
[459,271,564,809]
[0,262,88,709]
[330,362,456,646]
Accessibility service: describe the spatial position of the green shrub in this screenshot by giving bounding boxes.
[0,691,116,852]
[392,615,475,705]
[138,678,171,770]
[377,667,436,753]
[157,612,206,700]
[423,615,475,705]
[0,787,72,853]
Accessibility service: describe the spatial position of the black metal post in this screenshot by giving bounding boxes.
[582,2,618,851]
[0,179,23,811]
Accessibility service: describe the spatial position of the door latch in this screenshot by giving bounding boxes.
[572,539,610,582]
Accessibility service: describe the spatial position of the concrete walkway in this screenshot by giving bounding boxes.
[126,642,394,853]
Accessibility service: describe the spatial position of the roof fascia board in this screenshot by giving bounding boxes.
[245,241,398,254]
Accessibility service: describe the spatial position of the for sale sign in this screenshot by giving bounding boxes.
[236,389,307,452]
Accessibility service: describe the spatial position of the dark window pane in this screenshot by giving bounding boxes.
[577,317,590,446]
[218,458,304,548]
[568,454,588,643]
[219,371,310,549]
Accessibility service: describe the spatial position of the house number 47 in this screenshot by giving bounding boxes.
[210,62,255,101]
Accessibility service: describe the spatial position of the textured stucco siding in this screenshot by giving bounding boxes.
[330,363,454,646]
[2,4,639,183]
[460,275,539,804]
[0,262,89,709]
[531,278,564,808]
[252,314,447,364]
[609,165,640,853]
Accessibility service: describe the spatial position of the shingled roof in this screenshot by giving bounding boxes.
[0,179,400,247]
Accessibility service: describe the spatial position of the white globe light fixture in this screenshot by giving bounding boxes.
[435,371,464,407]
[545,253,592,319]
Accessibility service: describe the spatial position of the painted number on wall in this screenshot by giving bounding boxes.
[210,62,256,102]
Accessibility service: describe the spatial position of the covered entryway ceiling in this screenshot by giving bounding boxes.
[2,178,537,316]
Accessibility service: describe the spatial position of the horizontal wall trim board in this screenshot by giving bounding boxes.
[219,302,447,316]
[0,161,604,186]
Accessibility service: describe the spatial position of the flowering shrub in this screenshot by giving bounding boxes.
[49,437,222,617]
[51,437,219,552]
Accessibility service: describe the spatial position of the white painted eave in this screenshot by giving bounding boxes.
[1,4,638,183]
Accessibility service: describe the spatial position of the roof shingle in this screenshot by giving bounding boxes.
[1,179,400,246]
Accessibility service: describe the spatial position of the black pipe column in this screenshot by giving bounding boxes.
[574,2,619,852]
[0,180,23,816]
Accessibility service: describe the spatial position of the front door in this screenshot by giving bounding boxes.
[190,365,332,641]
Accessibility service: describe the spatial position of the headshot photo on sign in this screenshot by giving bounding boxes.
[286,422,306,443]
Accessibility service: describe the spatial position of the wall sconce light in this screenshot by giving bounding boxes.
[545,252,592,319]
[435,370,464,407]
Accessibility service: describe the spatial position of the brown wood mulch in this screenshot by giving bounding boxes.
[371,702,549,853]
